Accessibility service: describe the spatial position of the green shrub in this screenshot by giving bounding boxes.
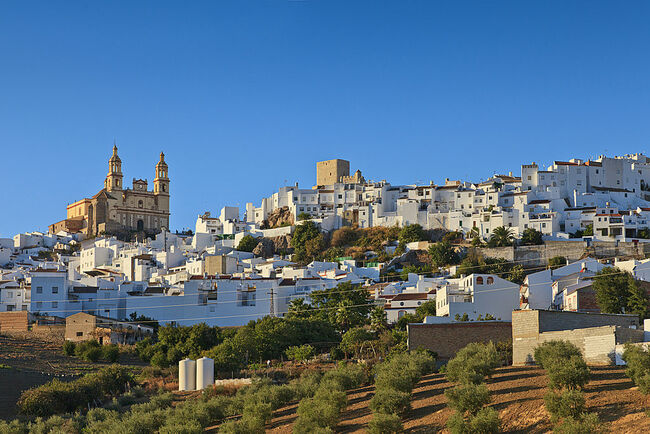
[103,344,120,362]
[17,365,134,417]
[445,342,499,385]
[622,344,650,391]
[82,346,102,362]
[546,356,590,391]
[636,371,650,394]
[62,340,76,356]
[552,413,604,434]
[150,350,170,368]
[243,401,272,423]
[118,392,138,407]
[321,363,368,390]
[289,371,323,399]
[294,388,347,433]
[26,415,75,434]
[367,412,403,433]
[444,383,490,415]
[120,408,169,434]
[158,419,204,434]
[544,390,586,421]
[285,344,315,362]
[130,392,174,413]
[374,353,427,393]
[369,388,412,415]
[447,406,500,434]
[534,341,582,370]
[86,407,118,423]
[468,407,500,433]
[0,419,28,434]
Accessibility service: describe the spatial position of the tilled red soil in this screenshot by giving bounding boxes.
[267,365,650,433]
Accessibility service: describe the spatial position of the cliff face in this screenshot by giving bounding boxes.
[251,235,293,258]
[261,206,294,229]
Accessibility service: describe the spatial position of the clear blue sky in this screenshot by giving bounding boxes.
[2,1,650,237]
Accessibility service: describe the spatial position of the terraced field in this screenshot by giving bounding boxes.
[268,365,650,433]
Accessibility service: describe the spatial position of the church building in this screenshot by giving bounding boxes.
[50,145,170,237]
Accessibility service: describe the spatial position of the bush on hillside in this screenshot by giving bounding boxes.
[63,340,76,356]
[622,343,650,393]
[103,344,120,362]
[369,388,412,415]
[546,356,590,391]
[552,413,605,434]
[445,342,499,385]
[446,406,500,434]
[534,341,582,370]
[18,365,133,417]
[285,344,314,363]
[444,383,491,415]
[543,390,586,421]
[293,388,347,433]
[367,412,403,434]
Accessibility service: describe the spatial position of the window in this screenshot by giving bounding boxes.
[36,286,43,294]
[52,302,58,308]
[76,332,83,337]
[527,176,531,180]
[476,276,484,284]
[52,286,59,294]
[338,195,342,199]
[487,277,494,284]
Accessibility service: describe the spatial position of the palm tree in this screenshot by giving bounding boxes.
[490,226,514,247]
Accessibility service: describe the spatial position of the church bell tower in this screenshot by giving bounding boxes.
[154,152,170,215]
[105,145,123,191]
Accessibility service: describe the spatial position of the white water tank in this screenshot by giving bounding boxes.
[196,357,215,390]
[179,358,196,391]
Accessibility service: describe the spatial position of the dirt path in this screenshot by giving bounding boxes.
[267,365,650,433]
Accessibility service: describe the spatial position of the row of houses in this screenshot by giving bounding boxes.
[240,154,650,242]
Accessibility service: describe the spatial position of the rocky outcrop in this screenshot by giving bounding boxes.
[253,238,275,258]
[261,206,294,229]
[271,234,292,253]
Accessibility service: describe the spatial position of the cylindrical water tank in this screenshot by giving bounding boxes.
[196,357,215,390]
[179,358,196,391]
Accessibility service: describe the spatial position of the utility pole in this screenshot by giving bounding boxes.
[268,287,275,317]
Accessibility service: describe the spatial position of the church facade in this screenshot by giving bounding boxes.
[50,146,170,237]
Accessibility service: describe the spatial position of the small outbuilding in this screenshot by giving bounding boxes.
[65,312,154,345]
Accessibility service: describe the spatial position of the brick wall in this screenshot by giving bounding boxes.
[0,311,29,332]
[407,322,512,360]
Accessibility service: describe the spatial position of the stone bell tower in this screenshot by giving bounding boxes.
[104,145,123,191]
[153,152,170,218]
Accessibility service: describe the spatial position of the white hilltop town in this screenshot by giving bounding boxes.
[6,147,650,331]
